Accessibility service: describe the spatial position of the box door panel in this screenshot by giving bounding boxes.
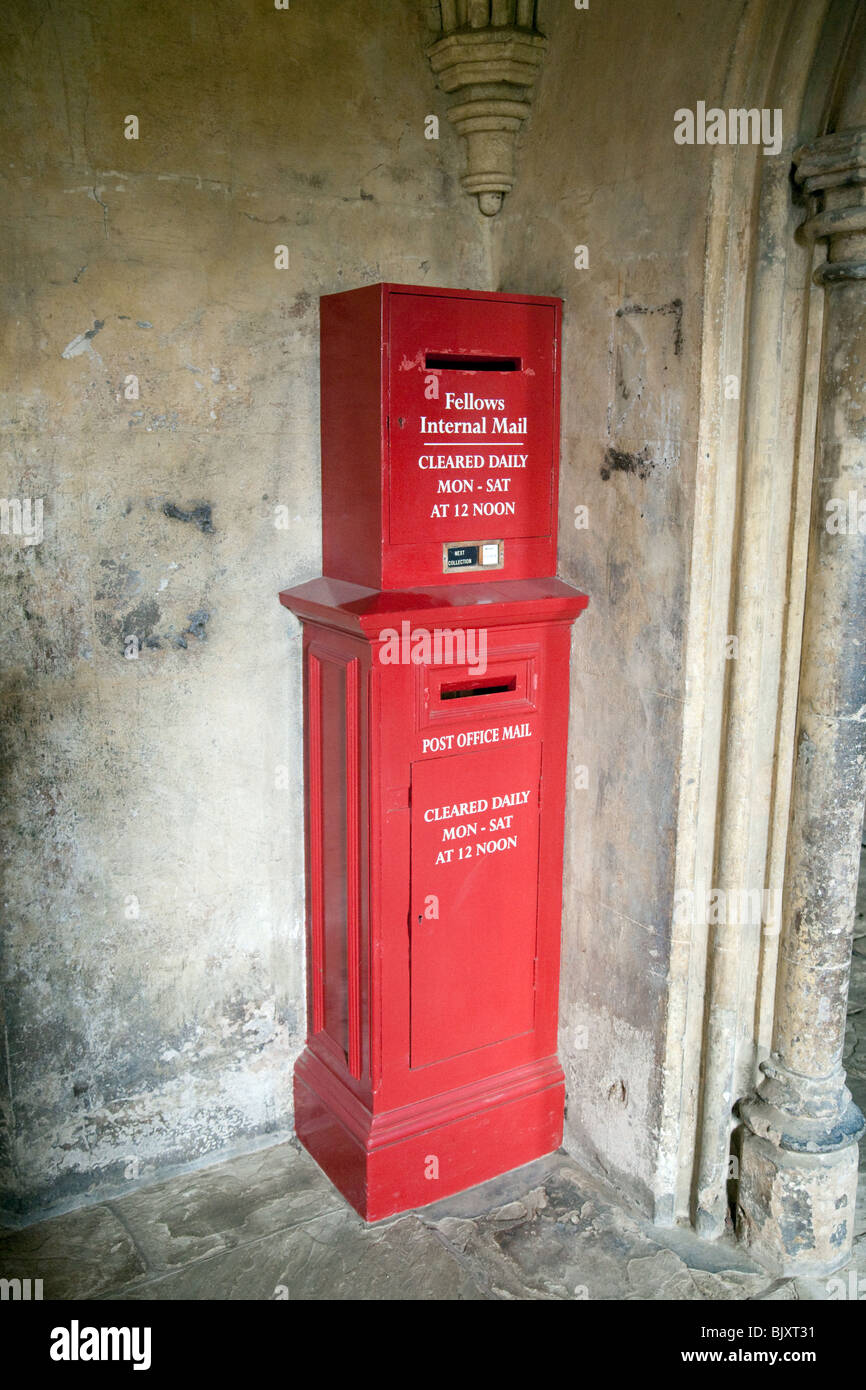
[388,293,556,546]
[410,741,541,1068]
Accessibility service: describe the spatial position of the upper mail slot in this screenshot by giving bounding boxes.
[319,283,562,590]
[424,353,522,372]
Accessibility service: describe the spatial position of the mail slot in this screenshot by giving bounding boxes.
[280,283,587,1221]
[320,283,562,589]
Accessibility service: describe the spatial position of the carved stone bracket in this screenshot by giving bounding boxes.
[428,2,548,216]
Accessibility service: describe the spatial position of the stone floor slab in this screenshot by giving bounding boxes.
[104,1138,340,1273]
[0,1203,146,1300]
[110,1208,486,1301]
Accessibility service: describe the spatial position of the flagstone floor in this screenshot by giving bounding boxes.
[2,847,864,1302]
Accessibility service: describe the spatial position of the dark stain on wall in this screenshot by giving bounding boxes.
[601,446,655,481]
[116,598,161,653]
[163,502,214,533]
[174,610,210,647]
[615,299,684,356]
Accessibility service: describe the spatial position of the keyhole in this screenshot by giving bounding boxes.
[398,417,405,428]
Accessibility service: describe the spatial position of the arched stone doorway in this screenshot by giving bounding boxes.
[654,0,866,1273]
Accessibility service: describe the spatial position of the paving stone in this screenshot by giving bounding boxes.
[424,1161,698,1300]
[625,1248,702,1300]
[110,1209,486,1301]
[752,1280,799,1300]
[689,1269,793,1301]
[104,1138,340,1274]
[0,1204,146,1300]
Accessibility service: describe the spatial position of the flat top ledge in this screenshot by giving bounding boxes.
[279,574,589,636]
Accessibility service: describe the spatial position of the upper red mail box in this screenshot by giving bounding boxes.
[320,283,562,589]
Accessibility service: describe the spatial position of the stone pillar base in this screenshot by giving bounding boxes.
[736,1130,860,1276]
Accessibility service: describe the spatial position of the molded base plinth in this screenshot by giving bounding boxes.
[294,1050,565,1222]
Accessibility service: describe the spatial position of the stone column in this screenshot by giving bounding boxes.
[735,114,866,1274]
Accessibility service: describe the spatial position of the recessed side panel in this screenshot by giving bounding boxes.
[320,284,386,587]
[409,740,542,1068]
[315,651,349,1062]
[388,293,557,552]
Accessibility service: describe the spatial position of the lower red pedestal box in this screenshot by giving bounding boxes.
[280,575,588,1221]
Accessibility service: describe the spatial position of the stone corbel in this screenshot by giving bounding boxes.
[428,1,548,216]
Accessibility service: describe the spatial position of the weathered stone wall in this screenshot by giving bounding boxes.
[0,0,483,1217]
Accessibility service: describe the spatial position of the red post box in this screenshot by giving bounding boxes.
[280,284,588,1221]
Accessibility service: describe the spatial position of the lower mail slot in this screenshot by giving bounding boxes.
[421,651,537,727]
[439,675,517,700]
